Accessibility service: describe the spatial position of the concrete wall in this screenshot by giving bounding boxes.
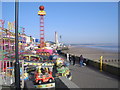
[87,60,120,77]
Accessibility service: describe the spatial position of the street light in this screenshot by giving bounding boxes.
[15,0,20,89]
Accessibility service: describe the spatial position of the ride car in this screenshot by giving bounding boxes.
[35,67,54,84]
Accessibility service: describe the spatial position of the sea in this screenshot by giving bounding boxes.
[70,43,119,53]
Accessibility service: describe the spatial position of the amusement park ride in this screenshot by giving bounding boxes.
[0,20,26,53]
[0,5,71,89]
[38,6,46,48]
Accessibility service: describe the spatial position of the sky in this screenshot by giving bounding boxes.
[1,2,118,44]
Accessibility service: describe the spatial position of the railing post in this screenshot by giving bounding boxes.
[100,56,103,72]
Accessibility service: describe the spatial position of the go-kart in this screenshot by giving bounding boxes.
[35,67,54,84]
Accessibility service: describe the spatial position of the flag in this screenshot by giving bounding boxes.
[8,21,15,31]
[0,20,5,29]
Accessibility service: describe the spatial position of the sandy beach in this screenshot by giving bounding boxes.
[63,46,118,60]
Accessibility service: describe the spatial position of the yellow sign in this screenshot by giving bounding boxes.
[38,11,46,16]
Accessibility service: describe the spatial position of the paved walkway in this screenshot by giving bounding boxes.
[60,55,119,88]
[69,64,119,88]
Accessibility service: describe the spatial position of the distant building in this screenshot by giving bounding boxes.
[55,31,59,47]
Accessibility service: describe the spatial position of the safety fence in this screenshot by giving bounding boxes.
[0,60,25,88]
[0,60,15,86]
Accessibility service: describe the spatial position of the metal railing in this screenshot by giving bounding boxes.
[0,60,15,86]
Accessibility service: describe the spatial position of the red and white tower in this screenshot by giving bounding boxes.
[38,6,46,48]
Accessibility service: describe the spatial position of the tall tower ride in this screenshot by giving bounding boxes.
[38,6,46,48]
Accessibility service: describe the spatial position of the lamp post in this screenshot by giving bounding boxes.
[15,0,20,89]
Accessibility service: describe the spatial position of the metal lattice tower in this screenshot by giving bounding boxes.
[40,16,45,48]
[38,6,46,48]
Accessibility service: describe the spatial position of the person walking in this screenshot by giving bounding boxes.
[66,52,69,62]
[79,55,84,67]
[69,54,72,64]
[72,55,76,66]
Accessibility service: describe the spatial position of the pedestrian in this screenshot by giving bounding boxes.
[66,52,69,62]
[79,55,84,67]
[72,55,76,66]
[69,54,72,64]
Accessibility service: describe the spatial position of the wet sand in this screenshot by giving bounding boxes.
[63,46,118,60]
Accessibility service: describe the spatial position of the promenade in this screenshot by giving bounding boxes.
[70,64,119,88]
[60,55,119,89]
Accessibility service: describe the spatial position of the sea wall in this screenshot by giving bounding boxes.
[60,52,120,77]
[87,60,119,76]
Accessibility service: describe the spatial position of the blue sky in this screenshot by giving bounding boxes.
[2,2,118,44]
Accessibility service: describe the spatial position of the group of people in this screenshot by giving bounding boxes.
[67,52,86,67]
